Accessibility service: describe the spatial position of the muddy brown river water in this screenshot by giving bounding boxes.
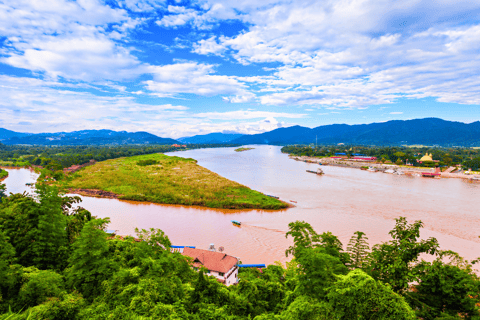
[3,145,480,265]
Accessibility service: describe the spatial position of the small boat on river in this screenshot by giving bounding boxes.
[306,168,324,175]
[265,194,279,199]
[231,220,241,226]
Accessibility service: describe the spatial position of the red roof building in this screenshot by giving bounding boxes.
[181,247,239,286]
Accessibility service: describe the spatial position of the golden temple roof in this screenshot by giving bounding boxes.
[420,153,433,162]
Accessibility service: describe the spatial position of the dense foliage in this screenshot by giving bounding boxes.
[0,183,479,319]
[0,143,240,169]
[282,145,480,169]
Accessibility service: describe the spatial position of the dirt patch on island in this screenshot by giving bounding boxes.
[69,188,120,199]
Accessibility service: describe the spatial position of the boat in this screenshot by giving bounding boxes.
[290,200,297,203]
[231,220,241,226]
[25,182,34,186]
[265,194,279,199]
[306,168,324,175]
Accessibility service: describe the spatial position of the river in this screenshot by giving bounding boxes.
[2,145,480,265]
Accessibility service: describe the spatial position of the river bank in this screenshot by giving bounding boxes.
[289,155,480,180]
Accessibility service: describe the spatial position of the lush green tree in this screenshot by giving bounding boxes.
[66,218,114,300]
[285,221,320,257]
[0,230,16,310]
[31,184,67,270]
[295,246,347,300]
[346,231,370,269]
[286,221,350,265]
[276,296,329,320]
[367,217,439,293]
[17,267,65,309]
[135,227,172,252]
[0,193,43,267]
[409,252,480,320]
[326,269,416,319]
[0,183,6,200]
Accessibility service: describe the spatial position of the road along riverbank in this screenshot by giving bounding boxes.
[289,155,480,180]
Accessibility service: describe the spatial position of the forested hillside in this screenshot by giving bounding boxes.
[0,130,179,146]
[0,183,478,319]
[231,118,480,147]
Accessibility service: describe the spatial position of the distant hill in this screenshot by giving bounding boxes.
[0,128,30,141]
[231,118,480,147]
[178,133,244,144]
[1,129,179,146]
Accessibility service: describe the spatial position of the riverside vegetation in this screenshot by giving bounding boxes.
[60,153,287,209]
[0,183,478,319]
[0,143,240,169]
[0,169,7,180]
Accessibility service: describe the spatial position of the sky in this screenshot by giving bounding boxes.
[1,0,480,138]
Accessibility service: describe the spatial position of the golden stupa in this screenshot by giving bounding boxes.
[420,153,433,162]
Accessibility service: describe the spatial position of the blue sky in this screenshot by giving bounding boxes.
[1,0,480,138]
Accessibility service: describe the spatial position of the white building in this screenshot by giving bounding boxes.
[179,247,239,286]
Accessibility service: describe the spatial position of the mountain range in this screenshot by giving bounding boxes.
[1,118,479,147]
[229,118,480,147]
[0,130,178,146]
[178,133,244,144]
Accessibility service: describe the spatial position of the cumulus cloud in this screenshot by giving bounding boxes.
[0,0,143,81]
[192,36,226,55]
[188,0,480,108]
[145,62,247,97]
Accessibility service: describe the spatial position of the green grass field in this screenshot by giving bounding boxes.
[62,153,288,210]
[234,147,255,152]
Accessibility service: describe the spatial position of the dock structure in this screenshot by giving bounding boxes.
[238,264,266,268]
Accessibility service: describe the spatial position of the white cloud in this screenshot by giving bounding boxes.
[194,110,305,120]
[186,0,480,108]
[4,34,144,81]
[145,62,247,97]
[0,0,143,82]
[0,75,292,138]
[390,112,403,115]
[192,36,226,55]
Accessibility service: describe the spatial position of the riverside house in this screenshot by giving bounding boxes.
[173,246,239,286]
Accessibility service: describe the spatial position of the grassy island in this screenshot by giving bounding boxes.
[235,147,255,152]
[61,153,287,209]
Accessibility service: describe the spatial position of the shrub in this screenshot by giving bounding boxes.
[136,159,158,166]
